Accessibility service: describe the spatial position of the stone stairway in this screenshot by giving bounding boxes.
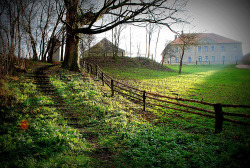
[31,65,81,126]
[27,64,115,166]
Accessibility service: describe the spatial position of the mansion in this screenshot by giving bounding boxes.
[162,33,243,64]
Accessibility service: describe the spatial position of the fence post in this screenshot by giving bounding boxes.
[87,63,89,73]
[90,64,93,74]
[214,103,223,133]
[95,65,98,77]
[111,79,114,97]
[143,90,146,111]
[101,72,104,86]
[196,60,197,65]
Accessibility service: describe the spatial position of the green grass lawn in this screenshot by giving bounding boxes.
[102,67,176,80]
[103,63,250,141]
[104,64,250,105]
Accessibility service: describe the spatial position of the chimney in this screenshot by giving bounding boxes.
[181,30,184,35]
[174,35,177,39]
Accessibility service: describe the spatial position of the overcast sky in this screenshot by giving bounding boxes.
[96,0,250,62]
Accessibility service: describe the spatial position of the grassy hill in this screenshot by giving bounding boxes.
[83,56,174,79]
[83,56,169,71]
[1,60,250,167]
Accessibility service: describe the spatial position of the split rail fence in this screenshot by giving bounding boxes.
[82,61,250,133]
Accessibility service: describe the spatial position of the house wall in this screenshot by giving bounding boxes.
[84,51,125,57]
[164,43,243,64]
[51,42,61,62]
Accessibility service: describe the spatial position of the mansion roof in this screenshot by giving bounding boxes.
[171,33,241,45]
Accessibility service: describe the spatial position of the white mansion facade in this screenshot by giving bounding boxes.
[162,33,243,64]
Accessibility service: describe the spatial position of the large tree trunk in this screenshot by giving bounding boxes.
[62,0,80,71]
[30,34,38,61]
[70,33,80,71]
[60,30,65,62]
[62,29,75,69]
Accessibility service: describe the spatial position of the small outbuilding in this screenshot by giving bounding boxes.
[84,38,125,57]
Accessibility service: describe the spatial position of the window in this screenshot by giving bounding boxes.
[222,56,225,63]
[211,56,215,62]
[235,56,238,61]
[187,47,191,52]
[175,47,178,53]
[221,46,225,52]
[211,46,215,51]
[188,57,191,62]
[198,46,201,52]
[205,56,209,62]
[234,45,237,51]
[175,57,179,63]
[204,46,208,52]
[199,56,202,62]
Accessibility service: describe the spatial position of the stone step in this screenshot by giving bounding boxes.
[37,86,53,89]
[37,88,55,92]
[39,90,55,94]
[45,104,68,107]
[42,93,56,96]
[34,78,49,80]
[34,79,50,81]
[64,117,79,121]
[67,123,86,128]
[33,82,50,85]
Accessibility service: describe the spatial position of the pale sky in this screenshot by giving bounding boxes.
[96,0,250,62]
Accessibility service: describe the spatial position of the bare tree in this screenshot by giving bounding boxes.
[20,0,40,61]
[38,0,56,61]
[0,0,20,75]
[175,33,199,74]
[79,33,95,57]
[154,27,161,62]
[112,24,125,60]
[61,0,188,71]
[161,40,172,65]
[146,22,157,59]
[137,43,141,58]
[0,0,67,75]
[61,29,66,61]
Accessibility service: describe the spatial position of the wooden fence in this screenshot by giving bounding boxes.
[82,61,250,133]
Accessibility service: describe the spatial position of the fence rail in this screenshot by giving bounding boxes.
[82,61,250,133]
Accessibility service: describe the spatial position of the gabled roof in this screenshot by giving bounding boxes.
[88,38,125,53]
[171,33,241,45]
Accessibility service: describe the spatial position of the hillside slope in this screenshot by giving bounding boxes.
[82,56,174,79]
[83,56,172,71]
